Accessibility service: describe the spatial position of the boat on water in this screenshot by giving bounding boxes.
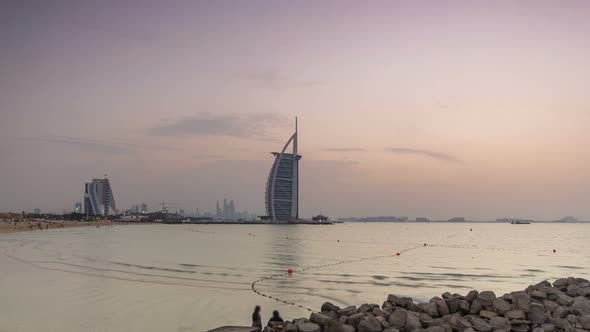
[511,220,531,224]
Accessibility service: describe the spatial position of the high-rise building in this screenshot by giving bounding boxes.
[265,118,301,221]
[34,208,41,214]
[228,200,235,220]
[140,203,148,214]
[216,201,222,219]
[84,174,116,216]
[74,201,82,213]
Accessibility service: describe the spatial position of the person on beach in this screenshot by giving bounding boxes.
[251,305,262,328]
[267,310,284,326]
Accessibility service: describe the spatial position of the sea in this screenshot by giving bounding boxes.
[1,223,589,331]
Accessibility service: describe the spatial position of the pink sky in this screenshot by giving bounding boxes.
[1,1,589,220]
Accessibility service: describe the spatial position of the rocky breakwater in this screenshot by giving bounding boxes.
[266,277,590,332]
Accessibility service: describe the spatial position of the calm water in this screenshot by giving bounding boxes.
[1,223,589,331]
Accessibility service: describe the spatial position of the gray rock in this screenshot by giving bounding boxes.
[426,326,446,332]
[445,298,458,314]
[348,313,366,327]
[419,313,434,328]
[493,298,512,315]
[546,288,573,306]
[541,324,555,332]
[436,300,450,316]
[383,329,400,332]
[310,313,333,327]
[505,310,526,320]
[359,304,374,313]
[553,318,572,330]
[388,310,407,329]
[457,300,471,314]
[322,302,341,313]
[553,306,568,319]
[477,291,497,307]
[396,297,414,309]
[527,303,546,324]
[479,310,498,319]
[338,306,357,317]
[553,278,568,289]
[465,291,479,303]
[509,323,528,332]
[529,289,547,299]
[406,312,422,332]
[339,316,348,324]
[376,316,390,329]
[419,303,440,318]
[489,317,510,330]
[578,315,590,329]
[449,315,472,331]
[542,300,559,313]
[298,322,321,332]
[326,311,339,320]
[324,319,354,332]
[511,291,530,312]
[567,285,588,298]
[470,299,483,315]
[374,308,391,320]
[358,316,383,332]
[408,302,425,314]
[442,292,454,300]
[571,301,590,316]
[471,317,492,332]
[285,322,298,332]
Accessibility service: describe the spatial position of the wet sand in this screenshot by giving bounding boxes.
[0,219,99,234]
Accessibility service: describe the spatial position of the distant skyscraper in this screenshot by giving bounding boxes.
[140,203,148,214]
[34,208,41,214]
[84,174,116,216]
[265,118,301,221]
[228,200,235,220]
[216,201,222,219]
[74,201,82,213]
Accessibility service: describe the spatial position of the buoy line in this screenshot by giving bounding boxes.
[250,243,425,313]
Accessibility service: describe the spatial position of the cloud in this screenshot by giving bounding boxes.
[385,147,461,163]
[234,68,322,89]
[147,112,288,139]
[17,136,134,155]
[322,148,367,152]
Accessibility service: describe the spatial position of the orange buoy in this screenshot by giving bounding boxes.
[287,268,293,274]
[337,240,340,242]
[553,249,556,253]
[396,252,400,256]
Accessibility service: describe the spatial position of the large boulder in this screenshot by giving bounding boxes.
[470,317,492,332]
[488,317,510,331]
[310,313,333,327]
[419,303,439,318]
[358,316,383,332]
[542,299,559,313]
[529,289,547,299]
[338,306,357,317]
[469,299,482,315]
[477,292,496,307]
[383,329,400,332]
[579,315,590,329]
[436,300,450,316]
[527,303,546,324]
[457,300,470,314]
[419,313,434,328]
[546,288,573,306]
[492,298,511,315]
[567,284,587,298]
[449,315,472,331]
[324,319,355,332]
[465,290,479,303]
[479,310,497,319]
[553,278,568,289]
[375,316,389,329]
[505,310,526,320]
[426,327,446,332]
[298,322,321,332]
[348,313,366,327]
[511,291,530,312]
[359,304,374,313]
[405,312,422,332]
[285,322,298,332]
[373,308,391,320]
[322,302,341,313]
[388,310,407,329]
[553,306,568,319]
[445,298,458,314]
[571,301,590,316]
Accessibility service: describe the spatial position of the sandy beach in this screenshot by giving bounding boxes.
[0,219,99,234]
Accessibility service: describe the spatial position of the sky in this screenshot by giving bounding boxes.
[1,0,589,221]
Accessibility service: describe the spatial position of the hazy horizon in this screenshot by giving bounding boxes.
[1,1,589,220]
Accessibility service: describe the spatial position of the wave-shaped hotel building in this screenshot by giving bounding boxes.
[84,175,117,216]
[264,119,301,221]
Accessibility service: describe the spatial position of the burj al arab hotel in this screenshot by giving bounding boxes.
[264,118,301,221]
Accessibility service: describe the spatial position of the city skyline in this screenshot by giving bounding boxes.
[1,1,590,220]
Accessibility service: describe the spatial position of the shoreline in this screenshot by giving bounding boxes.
[211,277,590,332]
[0,219,100,234]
